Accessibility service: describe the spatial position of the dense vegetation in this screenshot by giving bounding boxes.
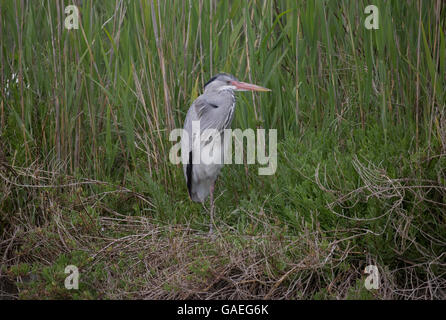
[0,0,445,299]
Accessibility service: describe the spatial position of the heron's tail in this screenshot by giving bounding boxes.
[185,150,212,203]
[186,151,193,198]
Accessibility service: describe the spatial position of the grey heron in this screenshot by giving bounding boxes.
[182,73,271,233]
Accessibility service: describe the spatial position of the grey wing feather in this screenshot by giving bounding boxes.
[194,98,230,133]
[184,96,234,147]
[182,93,235,202]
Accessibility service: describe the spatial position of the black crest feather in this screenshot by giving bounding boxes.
[186,151,193,197]
[203,73,236,89]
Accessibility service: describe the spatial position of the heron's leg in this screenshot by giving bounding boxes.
[209,182,215,235]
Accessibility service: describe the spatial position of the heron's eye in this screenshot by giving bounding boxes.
[226,81,231,85]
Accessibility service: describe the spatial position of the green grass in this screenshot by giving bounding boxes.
[0,0,445,299]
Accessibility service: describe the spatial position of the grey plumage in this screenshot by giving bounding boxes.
[182,73,236,202]
[181,73,270,233]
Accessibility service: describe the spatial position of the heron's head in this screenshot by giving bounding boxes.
[203,73,271,93]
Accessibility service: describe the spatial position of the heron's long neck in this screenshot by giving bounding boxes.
[222,91,236,130]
